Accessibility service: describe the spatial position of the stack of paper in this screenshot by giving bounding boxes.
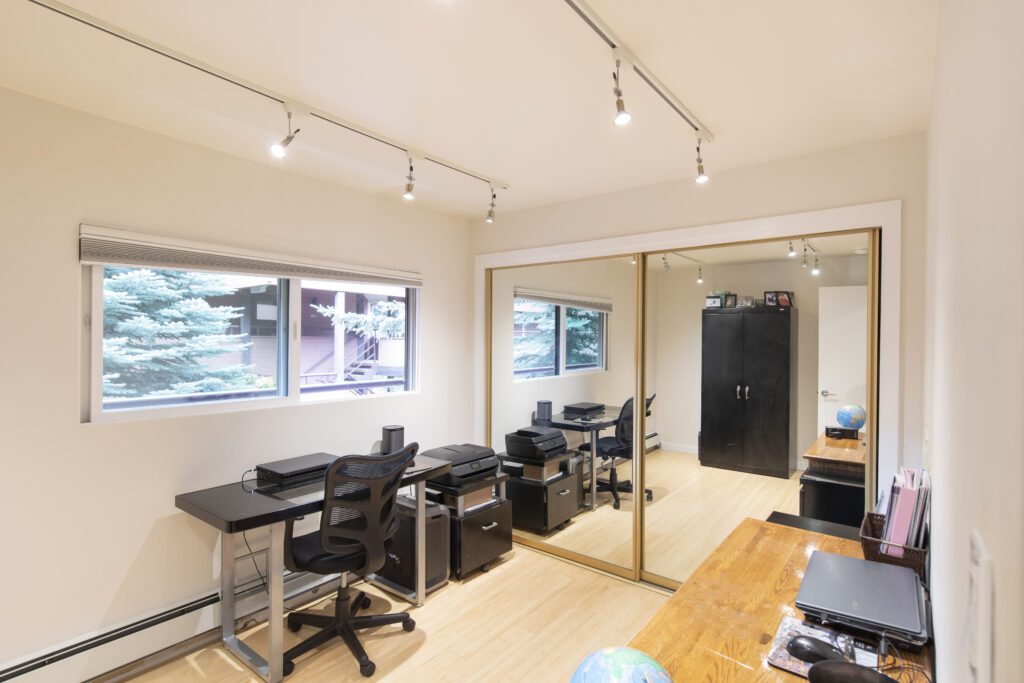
[880,467,931,556]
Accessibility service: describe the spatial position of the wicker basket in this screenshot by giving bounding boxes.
[859,512,928,581]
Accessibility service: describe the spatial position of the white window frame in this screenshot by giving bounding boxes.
[84,266,421,423]
[512,298,608,382]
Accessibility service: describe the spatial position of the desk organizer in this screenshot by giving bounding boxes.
[859,512,928,581]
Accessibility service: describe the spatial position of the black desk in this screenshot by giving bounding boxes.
[175,453,450,683]
[535,407,620,511]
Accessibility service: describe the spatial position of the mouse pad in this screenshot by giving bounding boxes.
[767,616,878,678]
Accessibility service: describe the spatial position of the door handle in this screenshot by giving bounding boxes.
[480,522,498,531]
[557,489,571,496]
[820,390,835,398]
[736,384,741,399]
[745,385,750,400]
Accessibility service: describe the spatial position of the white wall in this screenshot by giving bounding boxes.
[475,133,927,469]
[490,259,635,449]
[925,0,1024,679]
[649,255,867,464]
[0,88,474,679]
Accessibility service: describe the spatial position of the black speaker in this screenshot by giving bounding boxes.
[536,400,552,421]
[381,425,405,454]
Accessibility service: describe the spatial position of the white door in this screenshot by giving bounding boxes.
[817,286,868,434]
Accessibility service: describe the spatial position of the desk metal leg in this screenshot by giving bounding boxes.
[218,524,285,683]
[589,431,598,511]
[415,480,426,606]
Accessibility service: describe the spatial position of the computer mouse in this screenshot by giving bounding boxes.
[786,635,846,664]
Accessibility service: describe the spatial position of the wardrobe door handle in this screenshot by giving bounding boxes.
[736,385,741,399]
[745,385,750,400]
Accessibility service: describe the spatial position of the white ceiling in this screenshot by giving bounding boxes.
[0,1,937,217]
[648,232,870,268]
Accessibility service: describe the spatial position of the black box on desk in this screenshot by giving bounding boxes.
[825,426,861,440]
[378,495,450,595]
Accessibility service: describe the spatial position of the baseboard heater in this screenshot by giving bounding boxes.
[0,571,339,682]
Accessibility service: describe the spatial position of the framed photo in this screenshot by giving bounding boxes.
[704,295,724,308]
[724,294,737,308]
[777,291,793,307]
[764,291,778,307]
[737,295,755,308]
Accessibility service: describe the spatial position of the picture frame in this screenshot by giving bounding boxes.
[737,295,755,308]
[764,291,778,307]
[724,293,737,308]
[704,295,724,309]
[777,291,793,307]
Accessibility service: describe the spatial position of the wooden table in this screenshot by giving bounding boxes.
[629,518,930,681]
[803,432,866,467]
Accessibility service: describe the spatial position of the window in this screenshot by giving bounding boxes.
[83,224,424,419]
[99,266,285,412]
[300,280,416,397]
[512,297,607,380]
[514,298,558,379]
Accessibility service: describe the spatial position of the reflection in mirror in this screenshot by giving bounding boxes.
[490,256,637,571]
[642,233,872,583]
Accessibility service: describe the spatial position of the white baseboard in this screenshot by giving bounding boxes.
[660,442,698,455]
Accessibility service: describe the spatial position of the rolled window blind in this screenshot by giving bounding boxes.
[80,224,423,288]
[513,287,613,313]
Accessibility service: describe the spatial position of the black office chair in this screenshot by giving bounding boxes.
[281,443,418,678]
[580,397,655,509]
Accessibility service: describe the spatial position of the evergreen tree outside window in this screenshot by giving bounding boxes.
[101,266,282,410]
[513,298,558,379]
[565,306,605,371]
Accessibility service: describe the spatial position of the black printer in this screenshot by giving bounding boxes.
[505,426,568,461]
[423,444,499,486]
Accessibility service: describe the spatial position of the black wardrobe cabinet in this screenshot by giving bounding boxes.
[699,307,796,479]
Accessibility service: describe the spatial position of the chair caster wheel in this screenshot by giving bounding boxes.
[403,617,416,632]
[283,660,295,676]
[286,619,302,633]
[481,563,490,572]
[360,661,376,677]
[646,492,654,501]
[361,596,372,609]
[613,501,621,509]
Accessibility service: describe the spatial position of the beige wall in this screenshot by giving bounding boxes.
[475,132,927,469]
[648,255,867,465]
[925,0,1024,679]
[490,258,636,449]
[0,88,474,679]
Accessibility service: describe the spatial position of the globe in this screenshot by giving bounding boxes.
[571,647,672,683]
[836,404,867,430]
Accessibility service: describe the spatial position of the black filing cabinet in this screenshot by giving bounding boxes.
[451,500,512,578]
[505,470,580,533]
[799,472,865,527]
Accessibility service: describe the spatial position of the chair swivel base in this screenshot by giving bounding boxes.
[596,477,654,509]
[283,587,414,678]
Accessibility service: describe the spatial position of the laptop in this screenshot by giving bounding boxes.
[256,452,337,486]
[795,551,929,647]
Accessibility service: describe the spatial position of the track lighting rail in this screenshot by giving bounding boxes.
[27,0,511,191]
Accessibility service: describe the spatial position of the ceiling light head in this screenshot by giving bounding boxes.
[788,241,797,258]
[811,256,821,276]
[630,257,637,265]
[484,187,497,223]
[612,59,632,126]
[269,111,300,160]
[662,255,670,273]
[696,265,704,284]
[695,139,709,184]
[402,157,415,201]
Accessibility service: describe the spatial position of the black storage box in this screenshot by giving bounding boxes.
[505,469,580,533]
[825,426,861,440]
[377,495,450,594]
[423,444,499,486]
[451,499,512,578]
[563,402,605,417]
[505,426,567,461]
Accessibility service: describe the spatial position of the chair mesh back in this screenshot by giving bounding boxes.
[320,443,418,576]
[614,398,635,447]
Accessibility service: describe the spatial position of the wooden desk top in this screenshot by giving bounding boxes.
[629,518,929,681]
[803,432,866,466]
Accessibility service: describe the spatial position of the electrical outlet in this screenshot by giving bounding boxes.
[968,530,992,683]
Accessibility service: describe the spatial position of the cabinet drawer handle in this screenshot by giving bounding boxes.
[480,522,498,531]
[745,385,750,400]
[736,384,741,399]
[557,489,571,496]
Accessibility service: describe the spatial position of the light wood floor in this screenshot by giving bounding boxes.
[131,546,668,682]
[516,449,802,581]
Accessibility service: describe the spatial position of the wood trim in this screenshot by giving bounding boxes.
[639,570,682,592]
[866,228,882,512]
[511,536,634,580]
[484,268,493,448]
[633,252,646,581]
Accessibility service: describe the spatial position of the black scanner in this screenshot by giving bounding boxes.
[786,635,846,664]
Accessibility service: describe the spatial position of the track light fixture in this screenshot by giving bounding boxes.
[662,255,670,272]
[269,111,300,159]
[484,188,497,224]
[802,243,808,268]
[811,256,821,276]
[788,241,797,258]
[402,158,416,201]
[697,265,704,284]
[695,139,709,184]
[612,58,632,126]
